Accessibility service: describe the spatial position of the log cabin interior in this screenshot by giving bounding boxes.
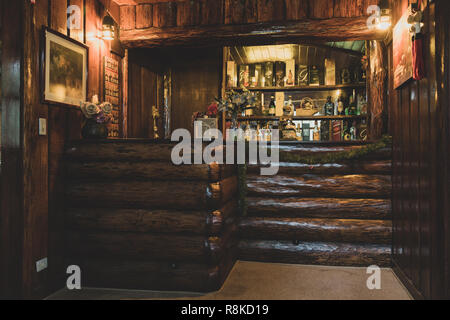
[0,0,449,301]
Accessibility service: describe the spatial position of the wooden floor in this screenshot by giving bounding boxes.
[46,261,411,300]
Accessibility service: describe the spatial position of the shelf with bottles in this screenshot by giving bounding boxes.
[226,44,367,92]
[227,117,369,143]
[228,115,368,121]
[230,83,366,92]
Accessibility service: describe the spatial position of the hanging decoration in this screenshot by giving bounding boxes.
[408,2,425,81]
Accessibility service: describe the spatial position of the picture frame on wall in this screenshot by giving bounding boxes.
[393,9,413,89]
[41,27,88,108]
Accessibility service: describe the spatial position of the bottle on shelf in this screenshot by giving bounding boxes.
[324,96,334,116]
[348,92,357,116]
[269,96,276,116]
[350,121,357,141]
[337,95,345,115]
[296,123,303,141]
[313,121,321,141]
[264,62,274,87]
[285,96,294,117]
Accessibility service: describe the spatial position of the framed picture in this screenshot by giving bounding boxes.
[41,27,88,108]
[393,9,413,89]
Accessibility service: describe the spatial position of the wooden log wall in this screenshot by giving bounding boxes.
[64,140,239,292]
[389,0,450,300]
[119,0,386,48]
[1,0,125,299]
[239,144,392,267]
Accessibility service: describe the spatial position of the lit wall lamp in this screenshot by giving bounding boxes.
[102,15,116,41]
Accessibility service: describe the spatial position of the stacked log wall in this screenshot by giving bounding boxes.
[64,140,238,292]
[239,144,393,267]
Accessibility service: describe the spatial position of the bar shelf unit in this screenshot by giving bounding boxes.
[229,83,366,92]
[229,115,368,121]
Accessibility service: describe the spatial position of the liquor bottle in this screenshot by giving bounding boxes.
[244,122,251,141]
[239,65,250,87]
[297,65,309,86]
[296,123,303,141]
[350,121,357,140]
[264,62,274,87]
[275,61,286,87]
[337,96,345,115]
[309,65,320,86]
[324,96,334,116]
[266,123,272,141]
[348,93,357,115]
[269,96,276,116]
[313,121,321,141]
[285,96,294,117]
[302,122,310,141]
[332,120,342,141]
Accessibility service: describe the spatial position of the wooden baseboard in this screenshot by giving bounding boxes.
[392,259,424,300]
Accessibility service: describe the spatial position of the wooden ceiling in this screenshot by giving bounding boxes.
[230,44,361,67]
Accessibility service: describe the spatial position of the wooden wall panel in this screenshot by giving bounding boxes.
[177,0,200,26]
[136,4,153,29]
[22,0,50,298]
[391,0,450,300]
[309,0,334,19]
[127,49,164,139]
[171,47,222,134]
[0,0,24,299]
[2,0,121,298]
[257,0,285,22]
[285,0,308,20]
[199,0,224,25]
[153,2,177,27]
[225,0,257,24]
[120,5,136,30]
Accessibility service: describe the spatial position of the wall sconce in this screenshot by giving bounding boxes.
[377,9,391,30]
[102,15,116,40]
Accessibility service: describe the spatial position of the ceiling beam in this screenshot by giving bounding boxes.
[120,17,387,48]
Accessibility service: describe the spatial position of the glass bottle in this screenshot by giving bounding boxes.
[324,96,334,116]
[269,96,276,116]
[313,121,321,141]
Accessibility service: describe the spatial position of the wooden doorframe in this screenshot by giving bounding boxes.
[0,0,25,299]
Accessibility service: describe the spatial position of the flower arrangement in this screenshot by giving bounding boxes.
[80,100,113,139]
[81,101,113,124]
[215,89,257,127]
[192,102,219,126]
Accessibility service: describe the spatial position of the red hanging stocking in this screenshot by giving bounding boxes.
[412,32,425,81]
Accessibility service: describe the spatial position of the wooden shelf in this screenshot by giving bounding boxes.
[230,83,366,92]
[227,115,368,122]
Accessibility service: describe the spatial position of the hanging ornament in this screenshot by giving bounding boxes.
[407,3,425,81]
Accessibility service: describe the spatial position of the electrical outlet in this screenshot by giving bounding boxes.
[39,118,47,136]
[36,258,48,272]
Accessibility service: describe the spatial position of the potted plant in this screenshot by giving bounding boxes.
[80,101,113,139]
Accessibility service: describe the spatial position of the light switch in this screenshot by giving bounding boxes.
[39,118,47,136]
[36,257,48,272]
